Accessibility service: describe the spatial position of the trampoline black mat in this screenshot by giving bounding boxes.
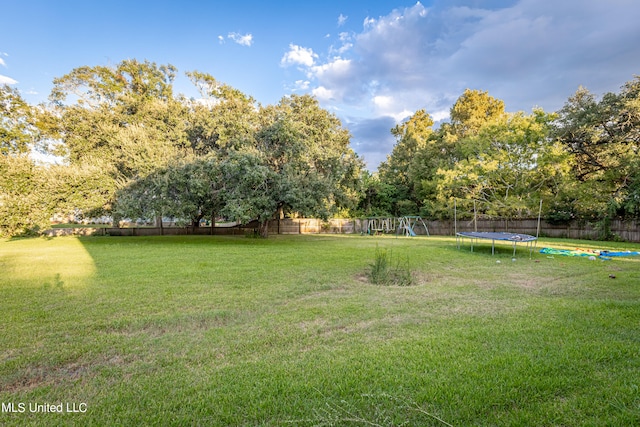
[456,231,537,242]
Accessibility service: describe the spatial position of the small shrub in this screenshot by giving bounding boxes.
[370,245,390,284]
[369,245,414,286]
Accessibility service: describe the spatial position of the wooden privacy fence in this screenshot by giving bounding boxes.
[269,218,365,234]
[44,218,640,242]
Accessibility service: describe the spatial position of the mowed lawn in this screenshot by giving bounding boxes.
[1,234,639,426]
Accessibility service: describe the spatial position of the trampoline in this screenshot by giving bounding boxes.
[456,231,538,256]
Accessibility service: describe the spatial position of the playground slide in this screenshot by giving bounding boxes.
[406,226,417,237]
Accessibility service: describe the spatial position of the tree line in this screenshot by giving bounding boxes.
[1,59,639,238]
[371,78,640,238]
[1,60,361,237]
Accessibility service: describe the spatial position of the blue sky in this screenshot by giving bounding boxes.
[3,0,640,169]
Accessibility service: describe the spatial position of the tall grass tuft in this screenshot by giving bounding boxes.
[369,244,414,286]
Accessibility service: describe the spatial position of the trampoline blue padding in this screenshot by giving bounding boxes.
[456,231,537,256]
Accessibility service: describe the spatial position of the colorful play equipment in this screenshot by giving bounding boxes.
[396,216,429,237]
[601,250,640,257]
[540,247,640,260]
[366,217,397,235]
[365,216,429,237]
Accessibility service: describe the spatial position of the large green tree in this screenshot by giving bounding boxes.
[115,92,363,236]
[217,151,278,235]
[115,155,225,230]
[378,89,507,218]
[45,59,189,217]
[378,109,434,215]
[1,84,36,155]
[0,85,51,237]
[355,171,395,217]
[248,95,362,235]
[552,76,640,220]
[0,155,51,237]
[450,88,506,138]
[185,71,259,155]
[436,109,571,218]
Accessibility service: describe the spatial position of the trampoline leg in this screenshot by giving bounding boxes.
[528,241,534,258]
[492,240,495,255]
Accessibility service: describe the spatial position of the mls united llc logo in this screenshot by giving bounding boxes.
[2,402,87,414]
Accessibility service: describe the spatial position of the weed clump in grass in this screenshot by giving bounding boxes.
[369,245,414,286]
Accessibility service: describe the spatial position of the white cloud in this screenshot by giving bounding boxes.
[333,43,352,56]
[312,57,352,80]
[431,110,450,123]
[0,53,17,85]
[283,0,640,169]
[372,95,413,122]
[372,95,393,110]
[338,14,348,27]
[363,17,376,28]
[281,44,317,67]
[312,86,335,101]
[305,58,357,103]
[339,1,638,112]
[217,35,225,44]
[294,80,310,91]
[0,75,17,84]
[328,32,353,56]
[227,32,253,47]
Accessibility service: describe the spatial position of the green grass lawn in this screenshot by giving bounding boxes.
[1,234,639,426]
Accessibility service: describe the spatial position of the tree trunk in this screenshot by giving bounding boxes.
[210,210,215,235]
[156,215,164,235]
[112,212,122,228]
[191,214,204,234]
[259,220,269,238]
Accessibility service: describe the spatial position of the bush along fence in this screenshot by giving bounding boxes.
[44,217,640,242]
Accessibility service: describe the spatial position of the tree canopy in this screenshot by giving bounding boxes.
[2,59,640,239]
[377,81,640,229]
[115,93,363,236]
[28,60,358,236]
[1,84,37,156]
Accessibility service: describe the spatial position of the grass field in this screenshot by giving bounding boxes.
[1,234,639,426]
